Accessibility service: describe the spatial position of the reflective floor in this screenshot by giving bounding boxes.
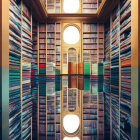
[31,76,131,140]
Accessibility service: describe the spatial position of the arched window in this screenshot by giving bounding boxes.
[63,26,80,44]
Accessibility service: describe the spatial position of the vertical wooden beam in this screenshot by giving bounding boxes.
[0,0,9,139]
[131,0,140,139]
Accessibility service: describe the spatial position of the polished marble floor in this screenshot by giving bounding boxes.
[31,75,131,140]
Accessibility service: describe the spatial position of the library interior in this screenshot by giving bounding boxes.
[0,0,140,140]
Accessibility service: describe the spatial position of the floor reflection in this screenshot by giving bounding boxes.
[31,75,130,140]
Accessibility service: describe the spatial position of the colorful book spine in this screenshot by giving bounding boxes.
[111,5,120,139]
[39,76,46,139]
[55,23,61,75]
[47,23,55,66]
[104,17,111,139]
[83,0,97,13]
[46,80,55,139]
[31,19,38,140]
[22,2,32,139]
[83,80,98,138]
[98,24,104,63]
[120,0,131,139]
[39,23,46,75]
[47,0,60,13]
[9,0,21,139]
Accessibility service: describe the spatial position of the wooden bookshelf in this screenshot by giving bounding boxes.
[47,0,61,13]
[1,0,140,139]
[82,0,97,13]
[21,1,32,139]
[103,0,135,139]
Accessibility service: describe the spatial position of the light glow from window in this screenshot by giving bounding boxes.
[63,114,80,133]
[63,0,80,13]
[63,137,80,140]
[63,26,80,44]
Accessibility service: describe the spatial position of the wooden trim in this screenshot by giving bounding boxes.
[47,13,97,20]
[24,0,48,21]
[131,0,140,139]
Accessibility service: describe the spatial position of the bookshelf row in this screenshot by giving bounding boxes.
[104,0,131,139]
[9,0,32,139]
[46,0,102,13]
[83,23,104,67]
[32,75,107,139]
[32,22,104,75]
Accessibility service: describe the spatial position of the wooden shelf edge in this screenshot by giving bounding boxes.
[23,0,119,22]
[24,0,48,21]
[97,0,120,22]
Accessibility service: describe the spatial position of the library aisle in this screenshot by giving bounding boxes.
[0,0,140,139]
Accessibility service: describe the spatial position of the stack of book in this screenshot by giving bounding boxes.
[104,18,111,139]
[46,62,56,75]
[39,24,46,75]
[55,23,61,74]
[22,2,32,139]
[63,87,67,110]
[22,61,32,140]
[22,3,32,62]
[82,0,97,13]
[55,90,61,139]
[68,89,77,111]
[98,24,104,63]
[111,5,120,139]
[83,81,98,139]
[98,92,104,139]
[39,76,46,139]
[47,23,55,64]
[83,23,98,63]
[120,0,131,139]
[46,81,55,139]
[47,0,60,13]
[9,0,21,139]
[31,19,38,139]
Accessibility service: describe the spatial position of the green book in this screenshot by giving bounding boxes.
[84,62,90,75]
[98,63,103,75]
[39,68,46,74]
[55,69,60,75]
[84,76,90,90]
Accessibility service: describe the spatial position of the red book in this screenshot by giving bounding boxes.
[39,64,46,68]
